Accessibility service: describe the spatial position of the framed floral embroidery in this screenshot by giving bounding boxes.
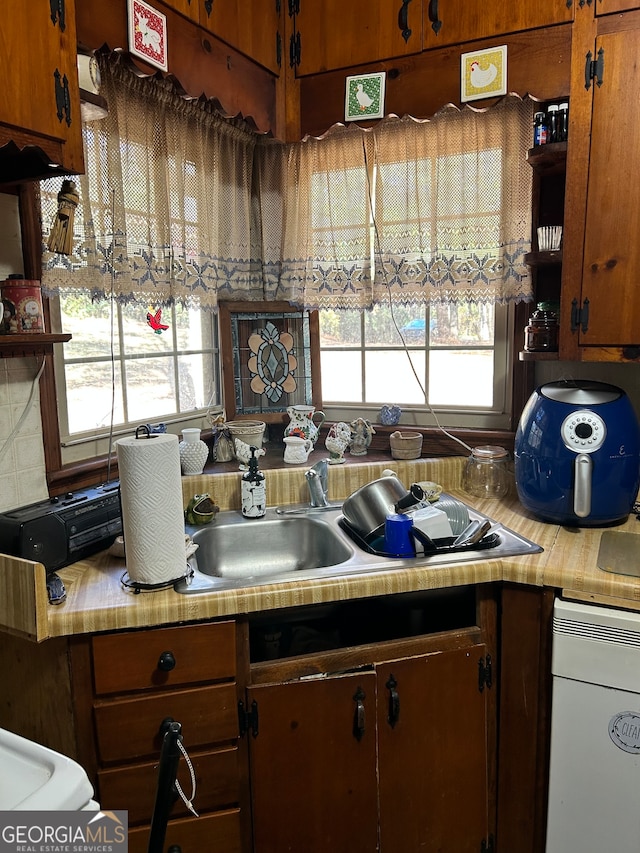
[219,301,322,422]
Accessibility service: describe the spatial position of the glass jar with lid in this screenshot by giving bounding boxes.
[462,445,511,499]
[524,302,559,352]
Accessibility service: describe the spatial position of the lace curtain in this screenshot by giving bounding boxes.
[41,53,534,310]
[41,53,262,309]
[258,95,535,309]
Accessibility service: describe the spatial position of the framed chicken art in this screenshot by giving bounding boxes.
[345,72,386,122]
[461,45,507,103]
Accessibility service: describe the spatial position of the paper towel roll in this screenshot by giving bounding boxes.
[116,432,187,586]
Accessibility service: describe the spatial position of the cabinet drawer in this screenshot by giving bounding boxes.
[94,684,238,763]
[128,808,242,853]
[97,746,241,825]
[92,621,236,695]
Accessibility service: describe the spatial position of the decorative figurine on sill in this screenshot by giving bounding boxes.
[234,436,266,470]
[349,417,375,456]
[325,421,351,464]
[47,179,80,255]
[379,404,402,426]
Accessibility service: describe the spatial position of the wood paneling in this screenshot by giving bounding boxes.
[300,24,571,138]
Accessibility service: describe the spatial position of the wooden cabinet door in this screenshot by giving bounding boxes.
[579,26,640,345]
[376,646,490,853]
[596,0,640,13]
[247,672,378,853]
[423,0,573,50]
[294,0,423,76]
[0,0,83,171]
[166,0,200,24]
[199,0,282,74]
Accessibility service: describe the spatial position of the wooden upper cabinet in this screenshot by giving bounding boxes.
[165,0,200,24]
[0,0,84,179]
[423,0,573,50]
[292,0,423,76]
[595,0,640,13]
[577,24,640,347]
[199,0,282,75]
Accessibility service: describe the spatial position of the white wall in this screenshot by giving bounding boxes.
[0,193,49,511]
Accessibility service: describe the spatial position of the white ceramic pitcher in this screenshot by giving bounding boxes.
[283,436,313,464]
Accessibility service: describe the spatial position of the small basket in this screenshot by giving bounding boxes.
[389,430,423,460]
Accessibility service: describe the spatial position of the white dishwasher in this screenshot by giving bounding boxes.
[546,598,640,852]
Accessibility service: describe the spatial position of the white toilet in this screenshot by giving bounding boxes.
[0,727,99,810]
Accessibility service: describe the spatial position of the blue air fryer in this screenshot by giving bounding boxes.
[514,380,640,526]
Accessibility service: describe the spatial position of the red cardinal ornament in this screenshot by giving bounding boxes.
[146,307,169,334]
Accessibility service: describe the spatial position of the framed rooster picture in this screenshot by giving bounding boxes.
[461,45,507,103]
[345,72,386,122]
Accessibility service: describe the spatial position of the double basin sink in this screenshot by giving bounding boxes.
[175,497,542,594]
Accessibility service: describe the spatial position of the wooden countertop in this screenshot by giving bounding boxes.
[3,456,640,642]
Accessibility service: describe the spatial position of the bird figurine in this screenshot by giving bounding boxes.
[233,437,266,470]
[325,421,351,464]
[146,307,169,334]
[356,83,374,111]
[469,60,498,90]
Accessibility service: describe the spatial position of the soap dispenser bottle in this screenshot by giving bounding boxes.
[241,446,266,518]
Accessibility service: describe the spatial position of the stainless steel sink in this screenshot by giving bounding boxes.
[175,498,543,594]
[190,512,353,579]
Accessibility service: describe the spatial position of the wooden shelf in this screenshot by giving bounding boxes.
[526,141,567,173]
[525,250,563,266]
[519,350,559,361]
[0,334,71,358]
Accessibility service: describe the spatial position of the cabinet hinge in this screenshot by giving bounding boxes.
[578,0,593,7]
[53,70,72,127]
[203,0,213,18]
[275,0,281,13]
[276,31,282,68]
[585,47,604,90]
[288,0,300,16]
[480,835,495,853]
[289,31,301,67]
[570,297,590,333]
[238,699,259,738]
[50,0,66,32]
[478,655,492,692]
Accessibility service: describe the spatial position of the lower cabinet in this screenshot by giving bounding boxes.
[87,620,249,853]
[247,642,490,853]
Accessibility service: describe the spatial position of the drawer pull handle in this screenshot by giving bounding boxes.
[158,651,176,671]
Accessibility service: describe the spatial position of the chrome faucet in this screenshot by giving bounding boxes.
[305,459,329,507]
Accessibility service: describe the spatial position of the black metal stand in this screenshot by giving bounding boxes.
[147,721,183,853]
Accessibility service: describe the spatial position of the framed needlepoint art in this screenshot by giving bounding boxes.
[127,0,168,72]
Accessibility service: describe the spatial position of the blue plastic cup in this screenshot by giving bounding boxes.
[384,513,415,557]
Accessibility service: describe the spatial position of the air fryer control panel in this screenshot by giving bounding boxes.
[561,410,606,453]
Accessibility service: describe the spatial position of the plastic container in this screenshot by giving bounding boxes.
[462,446,511,499]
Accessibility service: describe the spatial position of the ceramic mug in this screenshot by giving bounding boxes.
[283,435,313,464]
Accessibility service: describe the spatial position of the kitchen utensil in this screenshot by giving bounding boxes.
[452,519,492,547]
[515,380,640,525]
[341,476,425,540]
